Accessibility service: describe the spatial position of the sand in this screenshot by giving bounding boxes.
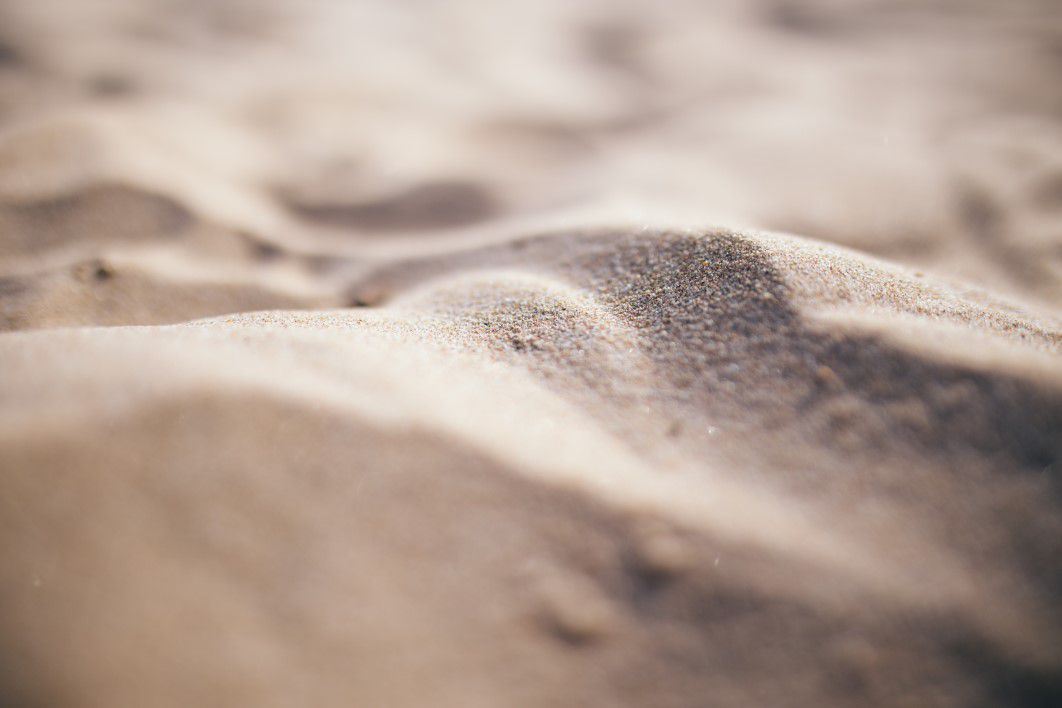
[1,0,1061,706]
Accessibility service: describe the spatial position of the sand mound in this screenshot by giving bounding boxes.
[1,0,1061,705]
[2,227,1061,706]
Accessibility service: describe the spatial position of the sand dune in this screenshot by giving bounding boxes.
[3,228,1060,706]
[1,0,1061,706]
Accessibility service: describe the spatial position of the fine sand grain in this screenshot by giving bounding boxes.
[1,1,1061,706]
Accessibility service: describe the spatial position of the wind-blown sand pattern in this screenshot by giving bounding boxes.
[1,1,1061,706]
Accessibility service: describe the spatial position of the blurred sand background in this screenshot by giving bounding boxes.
[0,0,1061,706]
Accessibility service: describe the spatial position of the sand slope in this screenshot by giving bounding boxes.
[1,0,1061,706]
[2,228,1061,706]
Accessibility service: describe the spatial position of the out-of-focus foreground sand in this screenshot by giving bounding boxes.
[1,1,1061,706]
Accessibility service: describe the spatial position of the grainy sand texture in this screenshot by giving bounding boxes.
[1,0,1061,706]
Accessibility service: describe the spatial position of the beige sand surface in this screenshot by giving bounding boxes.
[1,1,1061,706]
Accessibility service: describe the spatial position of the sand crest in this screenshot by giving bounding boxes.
[1,0,1060,706]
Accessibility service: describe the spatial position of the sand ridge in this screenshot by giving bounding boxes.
[3,227,1061,705]
[1,0,1061,705]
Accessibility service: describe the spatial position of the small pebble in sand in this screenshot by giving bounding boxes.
[632,520,694,581]
[533,567,616,644]
[638,533,693,580]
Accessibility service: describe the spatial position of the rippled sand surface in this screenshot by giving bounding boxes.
[1,1,1060,705]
